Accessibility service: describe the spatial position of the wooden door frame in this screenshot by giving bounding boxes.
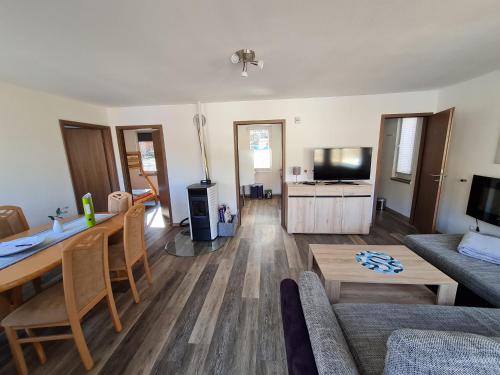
[115,124,173,225]
[233,119,286,228]
[372,112,433,225]
[59,120,120,213]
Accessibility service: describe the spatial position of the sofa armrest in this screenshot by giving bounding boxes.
[298,272,359,375]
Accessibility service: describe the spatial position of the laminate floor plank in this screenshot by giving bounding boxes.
[151,263,218,373]
[202,239,250,374]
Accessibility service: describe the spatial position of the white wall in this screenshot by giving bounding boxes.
[379,118,423,217]
[237,124,282,195]
[108,90,437,223]
[0,82,107,226]
[237,126,255,190]
[255,124,282,194]
[108,104,203,223]
[436,70,500,236]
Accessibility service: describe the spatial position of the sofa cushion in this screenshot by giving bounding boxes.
[384,329,500,375]
[280,278,318,375]
[403,234,500,307]
[332,303,500,375]
[298,272,359,375]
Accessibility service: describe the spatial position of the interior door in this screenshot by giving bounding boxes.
[411,108,455,233]
[61,124,118,213]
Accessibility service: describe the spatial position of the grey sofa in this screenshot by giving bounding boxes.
[287,272,500,375]
[403,234,500,307]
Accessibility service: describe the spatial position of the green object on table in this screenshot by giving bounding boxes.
[82,193,96,228]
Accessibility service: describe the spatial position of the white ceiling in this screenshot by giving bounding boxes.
[1,1,500,106]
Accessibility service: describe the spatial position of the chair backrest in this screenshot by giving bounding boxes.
[123,204,146,264]
[0,206,29,240]
[62,228,110,314]
[108,191,132,214]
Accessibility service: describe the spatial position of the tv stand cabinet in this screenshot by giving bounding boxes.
[285,182,372,234]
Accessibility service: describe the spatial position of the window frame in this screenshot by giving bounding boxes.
[249,127,272,172]
[392,118,418,183]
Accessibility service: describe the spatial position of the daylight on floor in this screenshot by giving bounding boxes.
[0,1,499,374]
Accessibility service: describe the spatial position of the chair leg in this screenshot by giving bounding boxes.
[143,255,153,286]
[105,291,123,333]
[69,320,94,371]
[4,326,28,375]
[126,267,140,304]
[25,329,46,364]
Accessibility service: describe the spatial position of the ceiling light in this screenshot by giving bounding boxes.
[230,53,240,64]
[231,49,264,77]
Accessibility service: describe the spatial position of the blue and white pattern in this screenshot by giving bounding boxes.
[355,251,404,274]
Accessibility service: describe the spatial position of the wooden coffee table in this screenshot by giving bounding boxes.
[308,244,458,305]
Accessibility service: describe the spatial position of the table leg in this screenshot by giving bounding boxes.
[0,293,11,319]
[437,283,457,305]
[307,248,313,270]
[325,280,341,303]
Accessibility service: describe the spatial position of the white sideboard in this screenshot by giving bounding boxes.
[285,182,373,234]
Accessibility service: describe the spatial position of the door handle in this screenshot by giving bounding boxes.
[430,174,441,177]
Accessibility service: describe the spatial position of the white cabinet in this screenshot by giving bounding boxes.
[314,197,343,233]
[341,196,372,234]
[288,197,315,233]
[286,183,372,234]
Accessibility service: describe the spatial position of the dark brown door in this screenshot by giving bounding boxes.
[411,108,454,233]
[60,122,119,213]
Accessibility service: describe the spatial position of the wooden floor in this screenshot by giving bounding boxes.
[0,198,418,375]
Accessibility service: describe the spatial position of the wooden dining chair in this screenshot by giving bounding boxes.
[0,206,29,241]
[1,228,122,375]
[107,191,132,214]
[108,204,152,303]
[0,206,42,306]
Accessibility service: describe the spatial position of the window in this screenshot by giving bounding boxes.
[249,127,271,170]
[393,118,418,182]
[137,132,157,173]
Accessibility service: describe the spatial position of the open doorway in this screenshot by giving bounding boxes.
[374,109,454,233]
[116,125,172,225]
[233,120,286,227]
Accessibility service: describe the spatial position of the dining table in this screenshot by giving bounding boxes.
[0,213,124,299]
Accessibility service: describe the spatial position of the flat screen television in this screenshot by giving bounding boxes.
[466,175,500,227]
[313,147,372,181]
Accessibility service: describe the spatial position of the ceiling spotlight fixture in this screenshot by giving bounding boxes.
[230,49,264,77]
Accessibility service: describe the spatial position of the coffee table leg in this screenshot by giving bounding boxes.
[436,283,458,305]
[308,248,313,270]
[325,281,341,303]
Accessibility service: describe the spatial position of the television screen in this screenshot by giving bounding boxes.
[466,175,500,227]
[313,147,372,181]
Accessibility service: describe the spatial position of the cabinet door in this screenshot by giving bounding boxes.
[314,197,342,233]
[342,196,372,234]
[287,197,315,233]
